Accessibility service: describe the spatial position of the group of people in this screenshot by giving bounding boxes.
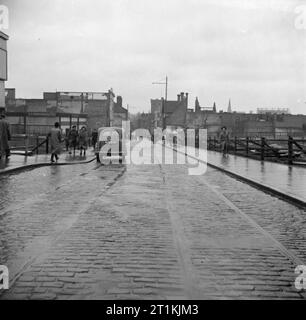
[0,114,11,160]
[3,115,230,163]
[64,125,91,157]
[49,123,98,163]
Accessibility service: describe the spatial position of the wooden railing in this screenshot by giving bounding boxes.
[207,136,306,165]
[10,134,50,156]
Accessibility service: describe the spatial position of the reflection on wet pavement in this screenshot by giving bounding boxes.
[208,151,306,202]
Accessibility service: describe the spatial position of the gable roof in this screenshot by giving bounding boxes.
[113,104,127,114]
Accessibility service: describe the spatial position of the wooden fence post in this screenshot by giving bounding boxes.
[234,136,237,154]
[23,114,27,134]
[25,135,29,156]
[36,135,39,155]
[246,136,249,157]
[46,136,49,154]
[288,136,293,165]
[261,137,265,161]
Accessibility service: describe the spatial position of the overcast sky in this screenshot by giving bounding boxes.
[2,0,306,114]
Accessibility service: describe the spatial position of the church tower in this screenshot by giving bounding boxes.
[213,102,217,113]
[195,97,201,112]
[227,99,232,113]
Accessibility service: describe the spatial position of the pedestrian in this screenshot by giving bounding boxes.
[91,128,98,150]
[68,125,78,156]
[49,122,62,163]
[78,126,88,157]
[0,114,11,160]
[219,126,229,155]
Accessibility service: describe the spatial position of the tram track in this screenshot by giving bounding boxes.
[168,144,306,208]
[169,145,306,279]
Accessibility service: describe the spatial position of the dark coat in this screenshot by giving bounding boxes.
[0,118,11,156]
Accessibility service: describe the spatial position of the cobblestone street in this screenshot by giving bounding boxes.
[2,0,306,307]
[1,148,306,300]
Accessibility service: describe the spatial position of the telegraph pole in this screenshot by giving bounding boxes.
[152,75,168,101]
[165,75,168,101]
[152,76,168,130]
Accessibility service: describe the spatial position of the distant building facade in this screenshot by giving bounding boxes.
[0,31,8,114]
[113,96,128,127]
[257,108,290,115]
[5,89,126,135]
[130,112,152,133]
[151,99,163,129]
[149,94,306,139]
[150,92,188,130]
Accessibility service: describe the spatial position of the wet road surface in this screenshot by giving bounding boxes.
[0,147,306,300]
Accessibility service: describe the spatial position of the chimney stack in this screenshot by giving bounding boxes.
[180,92,184,102]
[177,94,181,101]
[117,96,123,108]
[185,93,188,106]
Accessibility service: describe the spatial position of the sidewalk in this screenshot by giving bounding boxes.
[170,144,306,207]
[0,151,96,175]
[206,150,306,204]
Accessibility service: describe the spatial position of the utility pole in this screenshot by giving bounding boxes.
[165,75,168,101]
[81,92,84,114]
[152,75,168,101]
[152,76,168,130]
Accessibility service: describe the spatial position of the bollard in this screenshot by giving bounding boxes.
[288,136,293,165]
[261,137,265,161]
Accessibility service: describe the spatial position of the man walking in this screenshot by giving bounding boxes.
[49,122,62,163]
[0,114,11,160]
[219,126,229,155]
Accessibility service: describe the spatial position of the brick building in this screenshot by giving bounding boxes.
[113,96,128,127]
[0,31,8,114]
[150,93,306,139]
[5,89,126,135]
[150,92,188,130]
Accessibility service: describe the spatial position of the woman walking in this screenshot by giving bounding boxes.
[68,125,78,156]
